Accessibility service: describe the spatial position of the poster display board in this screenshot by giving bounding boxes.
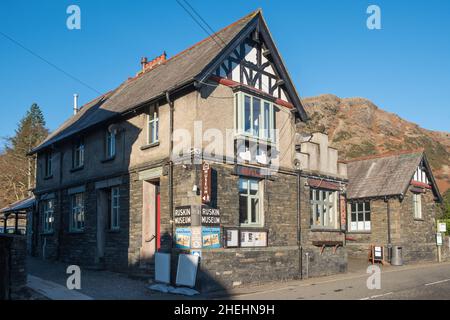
[175,228,191,249]
[240,231,268,247]
[225,229,239,248]
[202,227,221,249]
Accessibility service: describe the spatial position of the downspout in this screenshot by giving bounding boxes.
[297,170,302,279]
[166,91,175,249]
[56,150,64,260]
[385,196,392,262]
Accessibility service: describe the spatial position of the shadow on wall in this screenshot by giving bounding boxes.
[130,231,231,298]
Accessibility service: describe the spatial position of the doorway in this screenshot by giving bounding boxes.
[140,180,160,268]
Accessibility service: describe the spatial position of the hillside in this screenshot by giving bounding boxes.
[297,94,450,193]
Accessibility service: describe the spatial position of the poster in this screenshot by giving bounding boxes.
[191,226,202,249]
[240,231,267,247]
[202,227,221,249]
[175,227,191,249]
[225,229,239,247]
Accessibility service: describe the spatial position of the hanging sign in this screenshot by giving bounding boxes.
[201,162,211,204]
[340,194,346,231]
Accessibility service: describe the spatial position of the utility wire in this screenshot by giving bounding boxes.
[0,30,102,96]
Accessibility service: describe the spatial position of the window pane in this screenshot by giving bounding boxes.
[239,195,248,224]
[251,198,259,223]
[249,180,259,195]
[365,211,371,222]
[264,102,270,139]
[358,212,364,222]
[358,203,364,212]
[252,97,260,137]
[365,201,370,212]
[351,203,357,213]
[351,212,357,222]
[244,96,251,133]
[239,179,248,193]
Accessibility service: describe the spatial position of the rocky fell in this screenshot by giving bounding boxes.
[297,94,450,193]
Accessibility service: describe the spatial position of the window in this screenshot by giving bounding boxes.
[44,152,52,177]
[106,130,116,158]
[42,200,54,233]
[147,104,159,144]
[239,178,263,226]
[73,139,84,169]
[110,187,120,230]
[310,189,338,229]
[235,93,275,140]
[70,193,85,232]
[349,201,371,231]
[413,193,422,219]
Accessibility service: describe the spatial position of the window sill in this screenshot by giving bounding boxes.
[239,224,265,229]
[310,228,342,233]
[43,175,53,180]
[234,133,275,146]
[68,230,85,234]
[414,218,424,222]
[347,231,371,234]
[140,141,160,150]
[101,156,115,163]
[70,166,84,173]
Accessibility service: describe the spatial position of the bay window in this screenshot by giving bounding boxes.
[235,92,275,141]
[239,178,263,226]
[349,201,371,232]
[310,188,338,229]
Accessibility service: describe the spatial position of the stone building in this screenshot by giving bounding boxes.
[29,10,349,291]
[344,150,443,263]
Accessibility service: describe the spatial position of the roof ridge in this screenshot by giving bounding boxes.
[343,148,425,163]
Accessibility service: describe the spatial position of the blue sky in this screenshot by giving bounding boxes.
[0,0,449,142]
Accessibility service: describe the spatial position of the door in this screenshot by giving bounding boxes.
[140,180,160,267]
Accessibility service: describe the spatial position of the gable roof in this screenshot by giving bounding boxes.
[31,10,306,154]
[345,150,442,201]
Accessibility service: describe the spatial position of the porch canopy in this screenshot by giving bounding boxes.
[0,196,35,235]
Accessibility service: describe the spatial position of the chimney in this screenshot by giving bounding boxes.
[140,57,148,72]
[73,94,79,115]
[139,52,167,74]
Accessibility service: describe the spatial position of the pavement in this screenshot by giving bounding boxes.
[27,256,450,300]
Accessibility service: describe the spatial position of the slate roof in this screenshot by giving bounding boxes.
[345,150,426,200]
[31,10,260,154]
[1,196,36,214]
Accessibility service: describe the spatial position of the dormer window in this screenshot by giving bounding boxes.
[106,130,116,159]
[73,138,84,169]
[235,92,275,141]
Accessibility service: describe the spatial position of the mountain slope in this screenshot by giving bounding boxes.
[297,94,450,193]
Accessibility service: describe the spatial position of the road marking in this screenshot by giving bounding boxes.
[425,279,450,286]
[226,262,450,299]
[360,292,393,300]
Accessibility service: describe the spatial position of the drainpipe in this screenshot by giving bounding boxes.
[166,91,175,249]
[57,150,64,260]
[385,196,392,262]
[297,171,303,279]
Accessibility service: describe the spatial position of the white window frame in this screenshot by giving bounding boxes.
[45,152,52,177]
[106,130,116,158]
[310,188,338,229]
[239,177,264,227]
[147,104,159,145]
[73,139,84,168]
[348,201,371,232]
[234,92,275,142]
[70,193,85,232]
[42,199,54,233]
[413,193,422,219]
[110,187,120,230]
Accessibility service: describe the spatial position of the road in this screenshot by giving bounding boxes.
[222,261,450,300]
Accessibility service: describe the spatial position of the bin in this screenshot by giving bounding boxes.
[391,246,403,266]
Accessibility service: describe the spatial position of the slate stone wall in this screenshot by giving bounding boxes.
[346,186,440,264]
